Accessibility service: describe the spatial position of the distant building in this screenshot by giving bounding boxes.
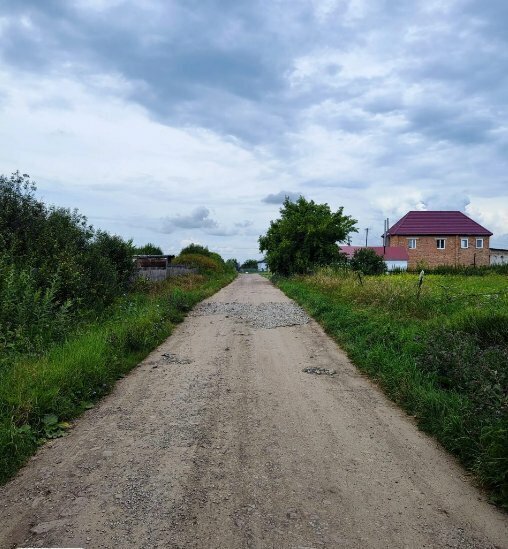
[133,255,174,271]
[339,246,409,272]
[132,254,196,281]
[490,248,508,265]
[257,260,268,272]
[384,211,492,269]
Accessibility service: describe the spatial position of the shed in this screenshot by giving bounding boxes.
[490,248,508,265]
[132,255,175,281]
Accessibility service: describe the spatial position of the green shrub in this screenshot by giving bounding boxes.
[350,248,387,275]
[132,243,163,255]
[0,172,136,359]
[179,243,213,257]
[173,253,222,273]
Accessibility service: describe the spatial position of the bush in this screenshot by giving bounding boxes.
[180,243,213,257]
[0,259,73,356]
[241,259,259,269]
[132,243,163,255]
[0,171,135,360]
[174,246,234,275]
[173,253,222,273]
[350,248,387,275]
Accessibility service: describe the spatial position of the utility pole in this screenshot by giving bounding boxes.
[383,218,389,254]
[365,228,369,247]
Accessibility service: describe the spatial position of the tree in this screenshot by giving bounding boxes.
[133,243,163,255]
[258,197,357,275]
[226,258,240,271]
[241,259,259,270]
[350,248,387,275]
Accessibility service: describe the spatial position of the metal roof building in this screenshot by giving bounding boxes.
[386,211,493,236]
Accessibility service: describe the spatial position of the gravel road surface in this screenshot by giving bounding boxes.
[0,274,506,548]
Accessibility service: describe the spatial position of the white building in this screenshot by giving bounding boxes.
[490,248,508,265]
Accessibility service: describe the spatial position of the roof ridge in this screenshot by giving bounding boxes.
[386,211,492,236]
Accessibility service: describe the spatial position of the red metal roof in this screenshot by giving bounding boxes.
[339,246,409,261]
[387,211,492,236]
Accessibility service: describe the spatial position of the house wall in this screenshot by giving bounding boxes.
[389,235,490,269]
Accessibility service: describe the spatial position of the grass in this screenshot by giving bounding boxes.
[0,271,235,483]
[274,269,508,508]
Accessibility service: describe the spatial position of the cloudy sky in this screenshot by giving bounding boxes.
[1,0,507,260]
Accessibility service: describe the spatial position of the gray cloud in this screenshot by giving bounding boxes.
[405,103,495,145]
[206,226,239,237]
[160,207,218,233]
[2,0,507,147]
[301,179,368,190]
[234,220,253,228]
[262,191,300,204]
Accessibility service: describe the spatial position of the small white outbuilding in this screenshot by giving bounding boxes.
[490,248,508,265]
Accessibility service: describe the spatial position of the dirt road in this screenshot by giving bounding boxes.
[0,274,506,548]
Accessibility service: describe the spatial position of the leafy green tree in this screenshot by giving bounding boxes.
[226,258,240,271]
[258,197,357,275]
[350,248,387,275]
[241,259,259,269]
[133,243,163,255]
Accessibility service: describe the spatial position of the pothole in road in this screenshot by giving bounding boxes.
[161,353,193,365]
[302,367,336,376]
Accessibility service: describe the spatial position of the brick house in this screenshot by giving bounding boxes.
[385,211,492,269]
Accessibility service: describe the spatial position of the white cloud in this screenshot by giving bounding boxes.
[467,197,508,238]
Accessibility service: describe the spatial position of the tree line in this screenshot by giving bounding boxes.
[0,172,158,357]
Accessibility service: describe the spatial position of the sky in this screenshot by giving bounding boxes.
[1,0,507,261]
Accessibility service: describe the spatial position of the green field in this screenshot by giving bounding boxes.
[0,272,235,484]
[276,270,508,507]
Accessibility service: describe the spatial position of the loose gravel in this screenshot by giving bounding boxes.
[192,301,310,329]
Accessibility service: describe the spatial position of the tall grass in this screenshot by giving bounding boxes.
[276,270,508,508]
[0,272,235,483]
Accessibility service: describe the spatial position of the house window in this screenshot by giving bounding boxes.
[476,238,484,248]
[408,238,416,249]
[436,239,446,249]
[461,238,469,249]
